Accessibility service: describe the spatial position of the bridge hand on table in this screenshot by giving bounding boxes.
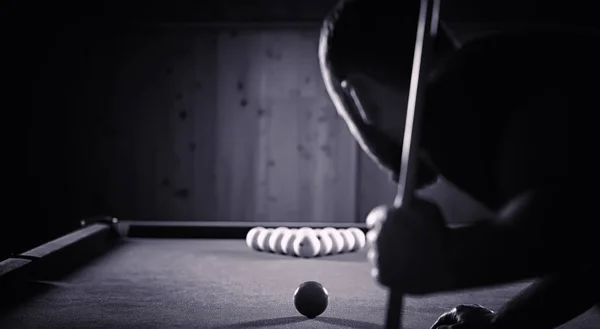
[431,304,495,329]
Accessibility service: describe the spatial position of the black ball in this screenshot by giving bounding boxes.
[293,281,329,318]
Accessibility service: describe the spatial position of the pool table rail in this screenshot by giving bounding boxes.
[0,218,120,308]
[1,217,367,292]
[122,220,369,239]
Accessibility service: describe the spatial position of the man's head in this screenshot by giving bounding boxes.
[319,0,456,182]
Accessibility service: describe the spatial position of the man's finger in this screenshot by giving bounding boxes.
[365,229,378,249]
[365,205,388,229]
[370,267,380,282]
[367,248,377,266]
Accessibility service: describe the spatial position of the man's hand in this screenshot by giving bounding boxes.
[431,304,495,329]
[366,198,452,293]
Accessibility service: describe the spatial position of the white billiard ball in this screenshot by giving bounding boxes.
[322,227,345,254]
[293,231,321,258]
[314,229,333,256]
[297,227,314,236]
[256,228,274,251]
[347,227,366,250]
[339,229,357,252]
[246,226,264,250]
[281,229,298,255]
[268,227,288,253]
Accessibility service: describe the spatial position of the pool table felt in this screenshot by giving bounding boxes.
[0,239,598,328]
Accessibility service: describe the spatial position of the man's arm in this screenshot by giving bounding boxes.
[445,185,585,288]
[443,185,597,328]
[489,264,599,329]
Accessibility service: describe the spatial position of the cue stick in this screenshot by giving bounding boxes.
[385,0,441,328]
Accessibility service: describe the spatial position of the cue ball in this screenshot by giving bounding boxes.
[293,281,328,318]
[256,228,273,251]
[246,226,264,250]
[322,227,345,254]
[268,227,288,253]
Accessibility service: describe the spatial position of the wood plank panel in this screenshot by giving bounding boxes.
[152,33,194,220]
[111,32,162,220]
[257,31,303,222]
[111,30,220,221]
[214,30,261,222]
[110,27,358,223]
[215,28,357,223]
[153,32,221,221]
[71,37,120,219]
[190,34,219,222]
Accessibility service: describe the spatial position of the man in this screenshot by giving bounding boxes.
[319,0,597,328]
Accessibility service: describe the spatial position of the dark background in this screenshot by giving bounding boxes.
[1,0,596,260]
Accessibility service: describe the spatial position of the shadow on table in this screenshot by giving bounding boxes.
[0,240,126,316]
[312,253,368,263]
[212,316,305,328]
[0,280,56,315]
[316,316,381,328]
[214,316,380,328]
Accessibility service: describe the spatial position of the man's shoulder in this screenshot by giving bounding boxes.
[498,184,569,225]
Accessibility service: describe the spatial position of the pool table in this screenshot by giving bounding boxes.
[1,217,598,328]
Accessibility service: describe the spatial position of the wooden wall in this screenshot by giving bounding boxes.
[44,23,500,229]
[68,25,493,225]
[96,27,359,223]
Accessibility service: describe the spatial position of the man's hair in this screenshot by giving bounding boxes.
[320,0,454,88]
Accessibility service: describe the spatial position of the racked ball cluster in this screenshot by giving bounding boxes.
[246,227,366,257]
